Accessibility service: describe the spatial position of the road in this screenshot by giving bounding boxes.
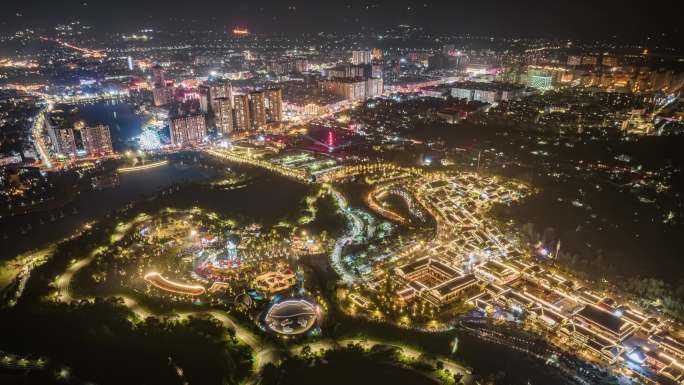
[206,311,281,373]
[0,246,54,292]
[55,256,95,303]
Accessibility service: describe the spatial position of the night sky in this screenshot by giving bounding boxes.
[0,0,681,42]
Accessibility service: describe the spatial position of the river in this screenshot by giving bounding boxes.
[69,100,148,151]
[0,162,221,259]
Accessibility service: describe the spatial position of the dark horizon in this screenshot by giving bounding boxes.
[0,0,681,44]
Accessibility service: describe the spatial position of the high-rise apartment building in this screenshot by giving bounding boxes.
[233,94,251,131]
[214,97,233,135]
[208,80,233,113]
[450,82,529,104]
[371,63,383,79]
[581,56,598,66]
[321,78,367,101]
[170,114,207,147]
[602,56,618,67]
[344,64,367,78]
[321,78,383,101]
[81,124,113,157]
[249,91,267,129]
[351,50,372,65]
[151,65,166,87]
[53,128,78,157]
[151,64,175,107]
[295,59,309,73]
[224,89,283,132]
[365,77,384,98]
[567,56,582,66]
[263,88,283,123]
[153,86,173,106]
[199,85,210,113]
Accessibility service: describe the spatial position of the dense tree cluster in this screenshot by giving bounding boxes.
[0,298,252,385]
[260,343,445,385]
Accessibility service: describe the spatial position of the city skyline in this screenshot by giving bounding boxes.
[1,2,684,385]
[0,0,682,44]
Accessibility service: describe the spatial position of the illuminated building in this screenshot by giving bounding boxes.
[263,88,283,123]
[407,51,430,66]
[581,56,598,66]
[151,64,174,106]
[650,332,684,360]
[365,77,383,98]
[527,68,555,91]
[243,50,255,61]
[321,78,366,101]
[248,91,267,129]
[621,109,654,134]
[151,64,166,87]
[208,80,233,112]
[474,260,518,284]
[254,270,296,293]
[325,67,346,78]
[560,322,623,363]
[264,299,318,335]
[232,88,283,130]
[198,85,210,112]
[371,63,383,79]
[650,70,674,91]
[452,86,497,103]
[214,97,233,135]
[344,64,366,78]
[81,124,113,157]
[567,55,581,66]
[233,94,251,131]
[560,72,574,83]
[127,56,134,71]
[450,81,530,103]
[321,77,382,101]
[52,128,78,157]
[601,56,618,67]
[351,50,372,65]
[371,48,384,61]
[464,63,491,76]
[294,59,309,73]
[268,61,295,75]
[276,60,297,73]
[152,85,173,106]
[170,114,207,147]
[395,257,477,306]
